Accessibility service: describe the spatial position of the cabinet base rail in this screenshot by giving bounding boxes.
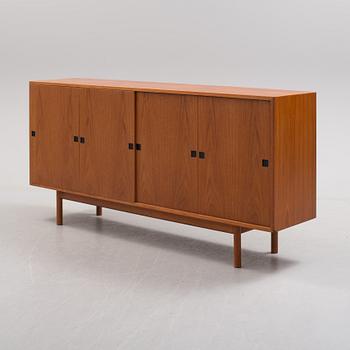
[56,191,278,268]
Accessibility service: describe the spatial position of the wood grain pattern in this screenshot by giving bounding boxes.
[60,191,252,234]
[79,88,135,202]
[30,79,313,100]
[198,97,273,227]
[136,92,198,212]
[30,84,79,191]
[273,93,316,230]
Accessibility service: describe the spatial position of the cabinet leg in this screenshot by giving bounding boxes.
[96,206,102,216]
[233,232,242,268]
[56,191,63,225]
[271,231,278,254]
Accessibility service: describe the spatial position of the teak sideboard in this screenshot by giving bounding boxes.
[29,78,316,267]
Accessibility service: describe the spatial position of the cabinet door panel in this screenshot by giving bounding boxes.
[79,88,135,202]
[198,97,272,226]
[30,84,79,191]
[136,93,198,212]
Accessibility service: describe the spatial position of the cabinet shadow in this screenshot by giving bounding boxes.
[48,210,298,277]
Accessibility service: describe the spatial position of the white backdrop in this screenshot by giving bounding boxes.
[0,0,349,196]
[1,2,350,349]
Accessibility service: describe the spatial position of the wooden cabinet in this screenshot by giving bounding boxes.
[30,78,316,268]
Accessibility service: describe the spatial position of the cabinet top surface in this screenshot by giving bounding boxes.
[30,78,315,100]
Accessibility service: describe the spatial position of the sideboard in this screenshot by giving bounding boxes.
[29,78,316,267]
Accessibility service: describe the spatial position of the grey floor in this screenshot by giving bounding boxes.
[1,187,349,350]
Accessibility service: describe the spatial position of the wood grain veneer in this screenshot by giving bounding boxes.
[136,93,198,212]
[30,84,80,191]
[198,97,273,226]
[79,88,135,202]
[30,79,310,100]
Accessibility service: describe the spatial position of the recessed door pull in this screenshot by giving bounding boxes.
[128,143,134,150]
[199,151,205,159]
[73,136,79,142]
[80,137,85,144]
[191,150,197,158]
[262,159,269,167]
[136,143,141,151]
[31,131,36,137]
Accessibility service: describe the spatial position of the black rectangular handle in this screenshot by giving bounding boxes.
[199,151,205,159]
[73,136,79,142]
[191,150,197,158]
[80,137,85,144]
[128,143,134,150]
[136,143,141,151]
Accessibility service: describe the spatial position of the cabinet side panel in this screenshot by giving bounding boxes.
[274,93,316,230]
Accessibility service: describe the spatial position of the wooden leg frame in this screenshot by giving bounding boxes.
[233,230,279,267]
[271,230,278,254]
[96,206,102,216]
[233,231,242,268]
[56,191,63,225]
[56,191,278,268]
